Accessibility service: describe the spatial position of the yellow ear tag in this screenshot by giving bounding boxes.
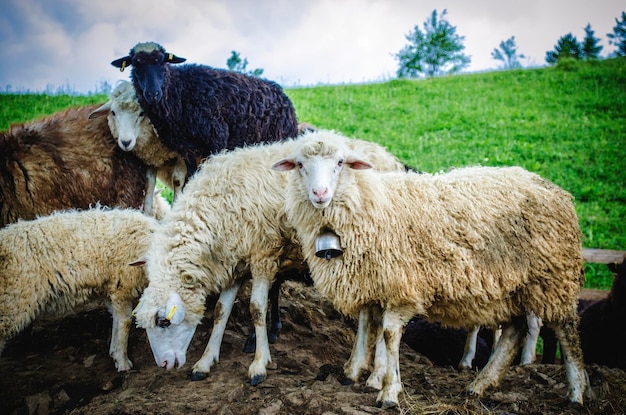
[168,53,173,62]
[166,305,177,321]
[132,302,141,316]
[120,60,127,72]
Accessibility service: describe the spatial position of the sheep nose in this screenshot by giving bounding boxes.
[144,90,162,104]
[312,187,328,198]
[120,140,132,150]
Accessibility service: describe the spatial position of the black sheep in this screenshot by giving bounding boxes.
[578,260,626,369]
[111,42,299,176]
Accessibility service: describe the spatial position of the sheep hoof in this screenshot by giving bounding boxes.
[249,374,266,386]
[375,400,398,409]
[338,374,354,386]
[190,371,208,381]
[268,331,280,344]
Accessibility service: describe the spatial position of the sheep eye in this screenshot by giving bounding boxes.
[139,111,144,117]
[156,316,171,328]
[110,111,116,117]
[337,159,344,167]
[297,162,303,169]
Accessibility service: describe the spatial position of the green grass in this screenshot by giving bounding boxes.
[1,58,624,289]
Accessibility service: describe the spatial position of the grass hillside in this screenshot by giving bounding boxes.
[1,58,624,288]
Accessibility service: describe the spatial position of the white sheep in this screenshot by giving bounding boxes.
[0,206,162,371]
[132,130,407,386]
[272,132,589,408]
[89,80,189,215]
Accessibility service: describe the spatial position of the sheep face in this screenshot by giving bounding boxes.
[135,292,196,370]
[272,138,372,208]
[111,42,186,105]
[109,100,150,152]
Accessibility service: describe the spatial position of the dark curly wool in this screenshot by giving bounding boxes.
[578,261,626,369]
[112,42,299,176]
[0,105,148,227]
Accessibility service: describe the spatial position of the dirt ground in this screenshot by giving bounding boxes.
[2,281,625,415]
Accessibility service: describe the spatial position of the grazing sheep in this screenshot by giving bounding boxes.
[0,104,148,227]
[0,207,161,371]
[111,41,299,176]
[132,130,406,386]
[578,259,626,369]
[88,80,193,216]
[272,132,589,407]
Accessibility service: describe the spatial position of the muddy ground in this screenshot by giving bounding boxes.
[1,281,625,415]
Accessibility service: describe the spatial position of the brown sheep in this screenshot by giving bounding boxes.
[0,104,149,227]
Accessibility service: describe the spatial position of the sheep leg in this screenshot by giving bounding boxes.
[467,318,524,397]
[143,166,157,216]
[344,308,372,383]
[248,277,272,386]
[243,277,282,353]
[375,307,412,409]
[267,278,283,344]
[191,281,242,380]
[458,326,480,370]
[550,318,590,404]
[365,306,386,390]
[107,300,133,371]
[520,313,542,365]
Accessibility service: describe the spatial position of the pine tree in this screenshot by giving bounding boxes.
[581,24,603,60]
[491,36,526,69]
[607,11,626,57]
[395,9,471,78]
[545,33,582,64]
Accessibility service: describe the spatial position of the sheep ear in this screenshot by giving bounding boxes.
[111,56,131,71]
[347,159,373,170]
[166,53,186,64]
[165,292,186,325]
[271,159,297,171]
[88,102,111,119]
[129,257,146,266]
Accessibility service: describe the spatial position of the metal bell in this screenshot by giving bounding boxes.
[315,231,343,260]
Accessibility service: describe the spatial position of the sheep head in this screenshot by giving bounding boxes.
[133,291,196,370]
[111,42,186,105]
[272,132,372,208]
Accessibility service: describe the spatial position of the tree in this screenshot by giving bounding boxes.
[545,33,582,64]
[581,23,603,60]
[491,36,525,69]
[226,51,264,77]
[395,9,471,78]
[607,11,626,57]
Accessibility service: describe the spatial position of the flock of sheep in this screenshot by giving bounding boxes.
[1,41,623,409]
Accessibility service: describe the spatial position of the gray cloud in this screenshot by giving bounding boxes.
[0,0,623,93]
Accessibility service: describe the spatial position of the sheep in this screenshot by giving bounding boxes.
[459,313,542,370]
[0,104,149,228]
[272,132,589,408]
[132,130,407,387]
[578,259,626,369]
[111,41,299,177]
[88,80,188,216]
[0,207,162,371]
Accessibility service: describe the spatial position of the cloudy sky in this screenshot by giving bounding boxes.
[0,0,623,94]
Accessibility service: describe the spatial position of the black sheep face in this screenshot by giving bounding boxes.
[111,42,186,105]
